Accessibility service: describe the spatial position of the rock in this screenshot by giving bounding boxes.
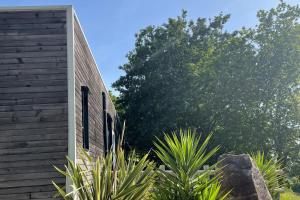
[218,154,272,200]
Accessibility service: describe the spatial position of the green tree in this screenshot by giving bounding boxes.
[252,2,300,166]
[109,90,125,117]
[113,2,300,175]
[113,11,232,152]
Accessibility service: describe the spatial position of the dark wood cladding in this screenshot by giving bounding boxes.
[0,6,119,199]
[74,16,116,163]
[0,9,68,200]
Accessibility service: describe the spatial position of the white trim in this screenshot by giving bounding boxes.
[0,5,72,11]
[66,5,76,194]
[73,11,115,107]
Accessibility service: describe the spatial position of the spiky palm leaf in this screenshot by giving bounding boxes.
[53,121,155,200]
[197,181,229,200]
[53,148,155,200]
[251,151,285,199]
[153,129,229,200]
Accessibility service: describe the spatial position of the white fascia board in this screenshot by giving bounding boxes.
[66,5,76,194]
[66,5,76,164]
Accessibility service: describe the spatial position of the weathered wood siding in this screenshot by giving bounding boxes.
[0,9,68,199]
[74,16,117,162]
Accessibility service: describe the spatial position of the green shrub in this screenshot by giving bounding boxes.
[53,138,155,200]
[281,190,300,200]
[251,152,285,199]
[153,129,229,200]
[53,129,231,200]
[291,178,300,194]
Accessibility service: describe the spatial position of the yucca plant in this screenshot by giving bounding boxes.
[152,129,229,200]
[197,181,228,200]
[251,151,285,199]
[53,123,155,200]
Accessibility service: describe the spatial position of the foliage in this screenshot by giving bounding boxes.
[152,129,229,200]
[52,128,232,200]
[113,1,300,175]
[281,190,300,200]
[109,90,125,118]
[292,183,300,194]
[197,181,228,200]
[289,176,300,193]
[52,148,155,200]
[251,151,285,199]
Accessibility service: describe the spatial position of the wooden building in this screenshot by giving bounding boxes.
[0,6,118,199]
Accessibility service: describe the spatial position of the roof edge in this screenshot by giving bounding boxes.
[0,5,73,11]
[73,11,116,111]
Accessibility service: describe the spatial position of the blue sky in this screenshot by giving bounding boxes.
[1,0,299,91]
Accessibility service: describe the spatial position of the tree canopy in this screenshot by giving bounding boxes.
[113,2,300,175]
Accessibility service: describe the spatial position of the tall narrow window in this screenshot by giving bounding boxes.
[107,114,113,151]
[102,92,108,155]
[81,86,89,150]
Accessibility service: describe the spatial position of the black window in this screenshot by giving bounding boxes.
[81,86,89,150]
[107,114,113,151]
[102,92,108,155]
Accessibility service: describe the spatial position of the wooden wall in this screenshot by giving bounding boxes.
[0,9,68,199]
[74,16,117,162]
